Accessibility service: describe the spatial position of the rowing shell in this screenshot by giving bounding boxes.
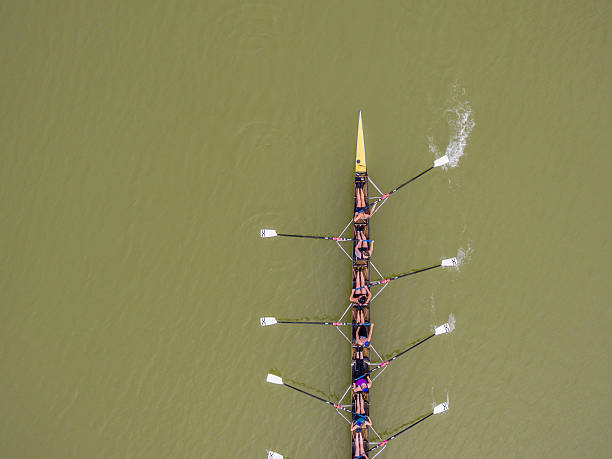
[352,110,371,457]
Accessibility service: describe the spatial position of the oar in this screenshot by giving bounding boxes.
[266,374,354,414]
[267,451,284,459]
[358,257,457,290]
[353,323,452,381]
[365,402,449,453]
[260,317,371,327]
[365,155,450,209]
[260,229,371,242]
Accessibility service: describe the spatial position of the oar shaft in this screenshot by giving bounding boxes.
[389,264,441,282]
[278,321,334,325]
[353,333,436,380]
[392,166,434,193]
[383,334,435,363]
[283,383,351,414]
[277,233,367,242]
[284,383,328,403]
[366,413,433,452]
[365,166,435,209]
[368,264,442,287]
[277,233,335,240]
[278,321,371,326]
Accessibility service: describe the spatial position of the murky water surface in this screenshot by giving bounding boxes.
[1,1,610,457]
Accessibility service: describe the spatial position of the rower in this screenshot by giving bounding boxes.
[350,269,372,305]
[354,229,374,260]
[354,185,377,222]
[353,375,372,394]
[351,415,372,433]
[352,431,369,459]
[354,393,366,415]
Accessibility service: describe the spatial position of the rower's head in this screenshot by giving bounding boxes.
[364,340,370,348]
[358,295,367,305]
[363,387,369,393]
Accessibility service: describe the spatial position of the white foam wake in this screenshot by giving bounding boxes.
[447,313,456,332]
[456,245,473,266]
[429,83,475,168]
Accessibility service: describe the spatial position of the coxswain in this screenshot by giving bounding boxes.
[354,186,377,222]
[353,431,369,459]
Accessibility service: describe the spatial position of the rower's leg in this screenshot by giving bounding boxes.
[358,433,365,456]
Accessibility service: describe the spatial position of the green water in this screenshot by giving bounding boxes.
[1,1,610,458]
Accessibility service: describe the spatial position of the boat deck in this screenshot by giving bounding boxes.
[351,170,371,456]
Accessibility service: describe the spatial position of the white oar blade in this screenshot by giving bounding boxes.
[260,317,278,326]
[434,155,450,168]
[266,373,283,385]
[441,257,458,267]
[433,401,449,414]
[260,229,278,238]
[434,323,451,335]
[267,451,284,459]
